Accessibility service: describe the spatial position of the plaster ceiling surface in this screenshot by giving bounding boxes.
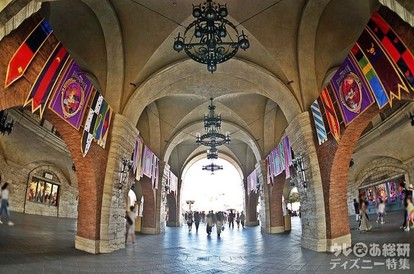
[37,0,381,173]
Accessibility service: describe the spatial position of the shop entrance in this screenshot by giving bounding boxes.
[358,175,405,214]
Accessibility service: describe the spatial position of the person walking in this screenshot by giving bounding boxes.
[235,212,240,229]
[359,200,371,231]
[240,211,246,229]
[194,211,201,233]
[187,211,193,232]
[228,210,234,229]
[0,182,14,226]
[206,210,214,236]
[353,198,360,221]
[125,204,138,244]
[376,199,386,224]
[216,211,224,238]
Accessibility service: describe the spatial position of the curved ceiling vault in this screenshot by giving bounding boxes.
[39,0,381,178]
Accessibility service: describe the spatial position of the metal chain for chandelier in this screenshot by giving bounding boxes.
[173,0,250,73]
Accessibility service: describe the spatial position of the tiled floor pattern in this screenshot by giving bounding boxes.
[0,211,413,273]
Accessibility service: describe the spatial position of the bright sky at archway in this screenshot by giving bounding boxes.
[181,158,244,212]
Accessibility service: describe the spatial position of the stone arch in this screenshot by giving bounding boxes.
[123,58,302,126]
[24,162,78,218]
[355,157,409,187]
[0,15,109,253]
[318,97,414,251]
[180,153,245,210]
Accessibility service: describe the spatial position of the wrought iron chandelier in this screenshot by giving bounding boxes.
[206,144,218,159]
[202,161,223,174]
[173,0,250,73]
[196,97,230,147]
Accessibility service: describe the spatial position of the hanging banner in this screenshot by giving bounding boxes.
[320,88,341,142]
[311,99,328,145]
[355,28,408,106]
[151,154,159,189]
[368,12,414,89]
[330,56,375,126]
[24,42,69,118]
[135,137,144,180]
[81,89,102,157]
[282,136,292,179]
[142,145,153,178]
[48,60,93,129]
[5,19,53,88]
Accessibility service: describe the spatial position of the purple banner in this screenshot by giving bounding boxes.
[330,56,375,126]
[48,60,93,130]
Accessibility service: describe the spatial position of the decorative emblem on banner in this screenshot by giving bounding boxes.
[49,60,93,129]
[352,42,389,109]
[24,42,69,118]
[320,88,341,143]
[339,72,362,113]
[311,100,328,145]
[5,19,53,88]
[331,56,375,126]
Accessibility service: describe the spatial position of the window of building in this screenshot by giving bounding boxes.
[27,177,59,206]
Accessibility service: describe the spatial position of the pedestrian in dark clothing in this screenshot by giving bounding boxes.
[194,211,201,232]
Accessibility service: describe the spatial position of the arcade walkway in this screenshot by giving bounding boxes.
[0,211,412,273]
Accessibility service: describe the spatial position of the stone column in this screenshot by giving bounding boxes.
[98,114,139,253]
[285,112,327,252]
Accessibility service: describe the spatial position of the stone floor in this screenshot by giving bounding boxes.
[0,211,413,273]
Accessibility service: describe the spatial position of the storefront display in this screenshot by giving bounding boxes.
[27,177,59,206]
[359,175,405,212]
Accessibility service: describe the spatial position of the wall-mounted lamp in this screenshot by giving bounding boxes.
[118,158,133,190]
[291,156,307,190]
[410,114,414,127]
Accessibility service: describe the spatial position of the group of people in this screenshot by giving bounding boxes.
[353,181,414,232]
[0,181,14,226]
[185,210,246,237]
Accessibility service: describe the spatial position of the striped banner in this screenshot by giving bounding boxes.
[5,19,53,88]
[311,100,328,145]
[266,156,273,184]
[151,154,159,189]
[135,137,144,179]
[81,89,102,157]
[368,12,414,90]
[24,42,69,118]
[320,88,341,142]
[352,43,388,108]
[282,136,292,179]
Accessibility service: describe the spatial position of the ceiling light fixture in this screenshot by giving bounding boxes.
[173,0,250,73]
[202,161,223,175]
[196,97,230,147]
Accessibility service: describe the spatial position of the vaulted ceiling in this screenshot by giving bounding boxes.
[33,0,380,176]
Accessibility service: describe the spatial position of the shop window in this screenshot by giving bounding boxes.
[388,181,397,203]
[375,183,387,203]
[27,177,59,206]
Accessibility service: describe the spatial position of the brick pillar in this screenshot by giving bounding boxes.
[140,163,163,234]
[166,193,178,226]
[285,112,327,252]
[98,114,138,253]
[246,190,259,226]
[269,172,286,233]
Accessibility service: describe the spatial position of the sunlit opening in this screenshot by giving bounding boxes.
[181,158,244,212]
